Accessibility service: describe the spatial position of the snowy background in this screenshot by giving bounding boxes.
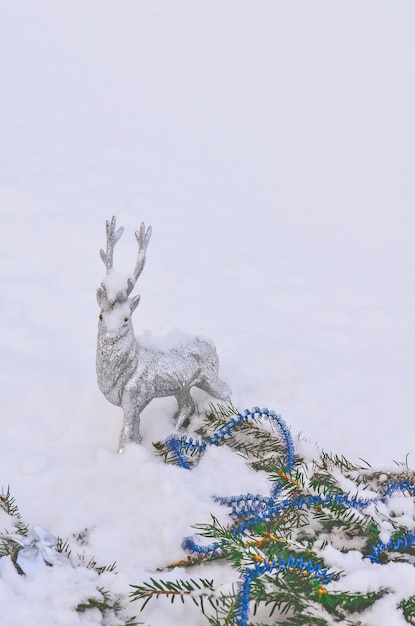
[0,1,414,624]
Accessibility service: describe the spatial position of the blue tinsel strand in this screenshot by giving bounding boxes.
[173,408,295,557]
[234,557,340,626]
[367,528,415,563]
[164,436,191,470]
[227,490,373,538]
[181,536,224,558]
[163,407,295,479]
[212,407,295,505]
[381,480,415,501]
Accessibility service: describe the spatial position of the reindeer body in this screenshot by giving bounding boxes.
[96,217,231,451]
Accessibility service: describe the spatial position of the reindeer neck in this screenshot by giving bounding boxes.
[96,325,139,405]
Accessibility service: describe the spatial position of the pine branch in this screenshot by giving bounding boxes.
[0,485,29,536]
[76,587,142,625]
[125,404,415,625]
[400,595,415,624]
[130,577,221,614]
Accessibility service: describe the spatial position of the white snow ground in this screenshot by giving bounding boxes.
[0,2,414,624]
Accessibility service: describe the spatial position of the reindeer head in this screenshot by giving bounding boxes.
[97,216,152,340]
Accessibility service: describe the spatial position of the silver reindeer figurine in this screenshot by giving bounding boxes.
[96,216,231,451]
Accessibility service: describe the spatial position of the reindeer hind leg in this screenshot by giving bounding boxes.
[174,391,196,429]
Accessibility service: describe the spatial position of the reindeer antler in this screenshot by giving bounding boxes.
[126,222,152,296]
[100,215,124,274]
[97,216,126,311]
[97,217,152,309]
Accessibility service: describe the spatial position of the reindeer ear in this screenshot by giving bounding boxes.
[130,295,141,313]
[97,286,108,310]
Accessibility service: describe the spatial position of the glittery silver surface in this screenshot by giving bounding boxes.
[96,217,231,452]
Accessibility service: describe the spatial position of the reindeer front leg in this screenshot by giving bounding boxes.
[119,392,150,452]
